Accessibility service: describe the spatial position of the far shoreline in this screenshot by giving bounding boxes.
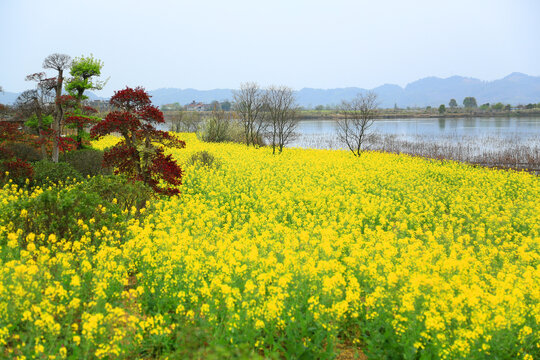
[298,110,540,120]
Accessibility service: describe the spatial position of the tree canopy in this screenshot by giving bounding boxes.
[463,97,478,108]
[91,87,186,196]
[65,55,105,100]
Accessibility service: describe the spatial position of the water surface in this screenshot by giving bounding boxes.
[292,117,540,149]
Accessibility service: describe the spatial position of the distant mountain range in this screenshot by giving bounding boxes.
[2,73,539,108]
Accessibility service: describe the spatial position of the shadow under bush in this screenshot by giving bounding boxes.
[4,142,42,162]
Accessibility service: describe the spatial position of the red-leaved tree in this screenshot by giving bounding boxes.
[90,87,185,196]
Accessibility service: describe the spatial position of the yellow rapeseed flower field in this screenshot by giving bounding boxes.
[0,133,538,359]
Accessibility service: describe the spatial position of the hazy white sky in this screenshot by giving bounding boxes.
[1,0,539,96]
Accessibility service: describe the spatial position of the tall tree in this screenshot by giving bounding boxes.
[449,99,458,109]
[265,86,299,154]
[43,53,72,162]
[233,82,267,147]
[65,55,105,149]
[337,91,378,157]
[438,104,446,115]
[91,87,186,196]
[463,97,478,109]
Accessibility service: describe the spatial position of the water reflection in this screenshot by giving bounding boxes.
[438,118,446,130]
[296,117,540,139]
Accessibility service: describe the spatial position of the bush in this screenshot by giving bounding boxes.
[0,145,14,161]
[197,116,246,144]
[186,151,221,169]
[0,159,33,187]
[84,175,153,212]
[6,187,118,245]
[60,148,111,177]
[32,160,83,187]
[2,175,153,248]
[197,116,231,143]
[4,142,42,162]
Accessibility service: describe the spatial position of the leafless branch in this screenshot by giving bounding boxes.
[265,85,299,154]
[337,91,378,156]
[42,53,72,71]
[233,82,267,146]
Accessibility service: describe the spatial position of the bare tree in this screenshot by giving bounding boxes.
[169,110,202,133]
[233,82,267,146]
[337,91,378,156]
[16,72,56,159]
[265,86,299,154]
[43,53,72,162]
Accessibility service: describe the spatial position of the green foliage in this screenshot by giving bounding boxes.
[32,160,83,187]
[65,54,105,99]
[197,110,245,144]
[24,114,53,131]
[83,175,153,212]
[4,142,42,162]
[463,97,478,108]
[480,103,491,110]
[449,99,458,108]
[161,102,184,111]
[2,177,149,247]
[197,116,231,143]
[4,187,117,245]
[186,150,221,169]
[492,102,505,111]
[60,148,111,177]
[438,104,446,114]
[220,100,232,111]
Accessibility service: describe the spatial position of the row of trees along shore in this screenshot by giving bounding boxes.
[181,82,377,156]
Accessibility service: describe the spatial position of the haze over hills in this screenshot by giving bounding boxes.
[1,73,539,108]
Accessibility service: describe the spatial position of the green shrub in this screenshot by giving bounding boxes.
[84,175,153,212]
[4,142,42,162]
[32,160,83,187]
[186,150,221,169]
[197,116,246,144]
[5,187,118,245]
[197,116,231,143]
[60,148,111,177]
[2,175,152,248]
[24,114,53,132]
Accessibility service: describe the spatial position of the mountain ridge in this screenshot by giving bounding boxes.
[1,73,539,108]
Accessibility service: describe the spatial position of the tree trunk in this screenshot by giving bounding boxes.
[76,88,84,150]
[52,69,64,163]
[33,100,49,160]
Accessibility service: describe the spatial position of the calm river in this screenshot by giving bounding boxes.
[291,116,540,149]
